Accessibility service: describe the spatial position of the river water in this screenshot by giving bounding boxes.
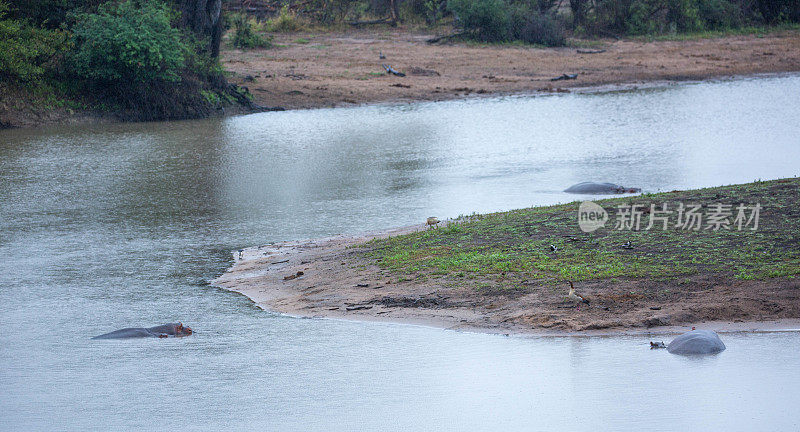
[1,75,799,431]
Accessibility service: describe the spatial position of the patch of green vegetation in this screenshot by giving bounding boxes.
[200,89,221,105]
[293,37,311,44]
[447,0,566,46]
[0,1,70,83]
[359,179,800,287]
[69,1,187,83]
[1,0,244,124]
[230,12,272,49]
[630,23,800,41]
[266,5,306,33]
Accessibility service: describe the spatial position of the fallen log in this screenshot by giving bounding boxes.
[551,73,578,81]
[349,17,394,26]
[426,32,466,44]
[577,49,606,54]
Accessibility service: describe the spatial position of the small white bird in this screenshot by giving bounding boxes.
[567,281,590,309]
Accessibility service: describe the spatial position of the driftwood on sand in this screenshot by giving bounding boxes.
[551,73,578,81]
[426,32,466,44]
[349,17,395,26]
[577,49,606,54]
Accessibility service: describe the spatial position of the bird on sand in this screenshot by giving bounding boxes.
[379,51,386,59]
[567,281,590,309]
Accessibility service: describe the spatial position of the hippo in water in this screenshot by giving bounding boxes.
[667,330,726,355]
[92,322,193,339]
[564,182,641,194]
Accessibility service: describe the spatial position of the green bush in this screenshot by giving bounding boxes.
[231,13,271,48]
[573,0,798,35]
[665,0,702,32]
[447,0,565,44]
[509,4,566,45]
[756,0,800,23]
[448,0,511,41]
[0,1,70,82]
[266,6,306,32]
[64,0,223,121]
[68,0,187,83]
[7,0,84,28]
[698,0,743,29]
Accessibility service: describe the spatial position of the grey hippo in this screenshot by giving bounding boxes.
[92,322,193,339]
[667,329,726,355]
[564,182,641,194]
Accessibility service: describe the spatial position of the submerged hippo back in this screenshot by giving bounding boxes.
[667,330,726,355]
[91,327,157,339]
[92,322,193,339]
[564,182,641,194]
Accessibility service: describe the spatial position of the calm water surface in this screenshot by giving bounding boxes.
[1,75,799,431]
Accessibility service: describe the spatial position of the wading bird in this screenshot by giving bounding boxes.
[567,281,590,309]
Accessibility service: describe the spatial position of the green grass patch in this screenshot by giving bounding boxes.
[630,23,800,42]
[359,178,800,286]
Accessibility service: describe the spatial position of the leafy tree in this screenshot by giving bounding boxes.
[0,0,70,82]
[67,0,187,84]
[448,0,512,41]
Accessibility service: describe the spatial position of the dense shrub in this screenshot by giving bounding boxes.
[447,0,565,44]
[230,12,271,48]
[68,0,187,83]
[755,0,800,23]
[0,1,70,82]
[698,0,744,29]
[65,0,222,120]
[422,0,448,24]
[448,0,511,41]
[266,5,306,32]
[573,0,799,35]
[306,0,361,23]
[513,10,566,45]
[7,0,84,28]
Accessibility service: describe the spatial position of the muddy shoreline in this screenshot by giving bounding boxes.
[212,220,800,336]
[4,28,800,130]
[223,28,800,110]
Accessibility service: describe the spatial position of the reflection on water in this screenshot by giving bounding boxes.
[1,75,799,430]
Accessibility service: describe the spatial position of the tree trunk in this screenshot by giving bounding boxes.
[570,0,587,26]
[174,0,223,58]
[388,0,399,26]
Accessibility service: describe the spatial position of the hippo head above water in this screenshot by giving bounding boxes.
[147,322,193,338]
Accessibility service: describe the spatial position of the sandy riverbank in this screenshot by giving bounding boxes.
[5,28,800,129]
[222,28,800,110]
[212,223,800,337]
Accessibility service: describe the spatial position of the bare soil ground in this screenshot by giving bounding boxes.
[213,228,800,336]
[221,28,800,110]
